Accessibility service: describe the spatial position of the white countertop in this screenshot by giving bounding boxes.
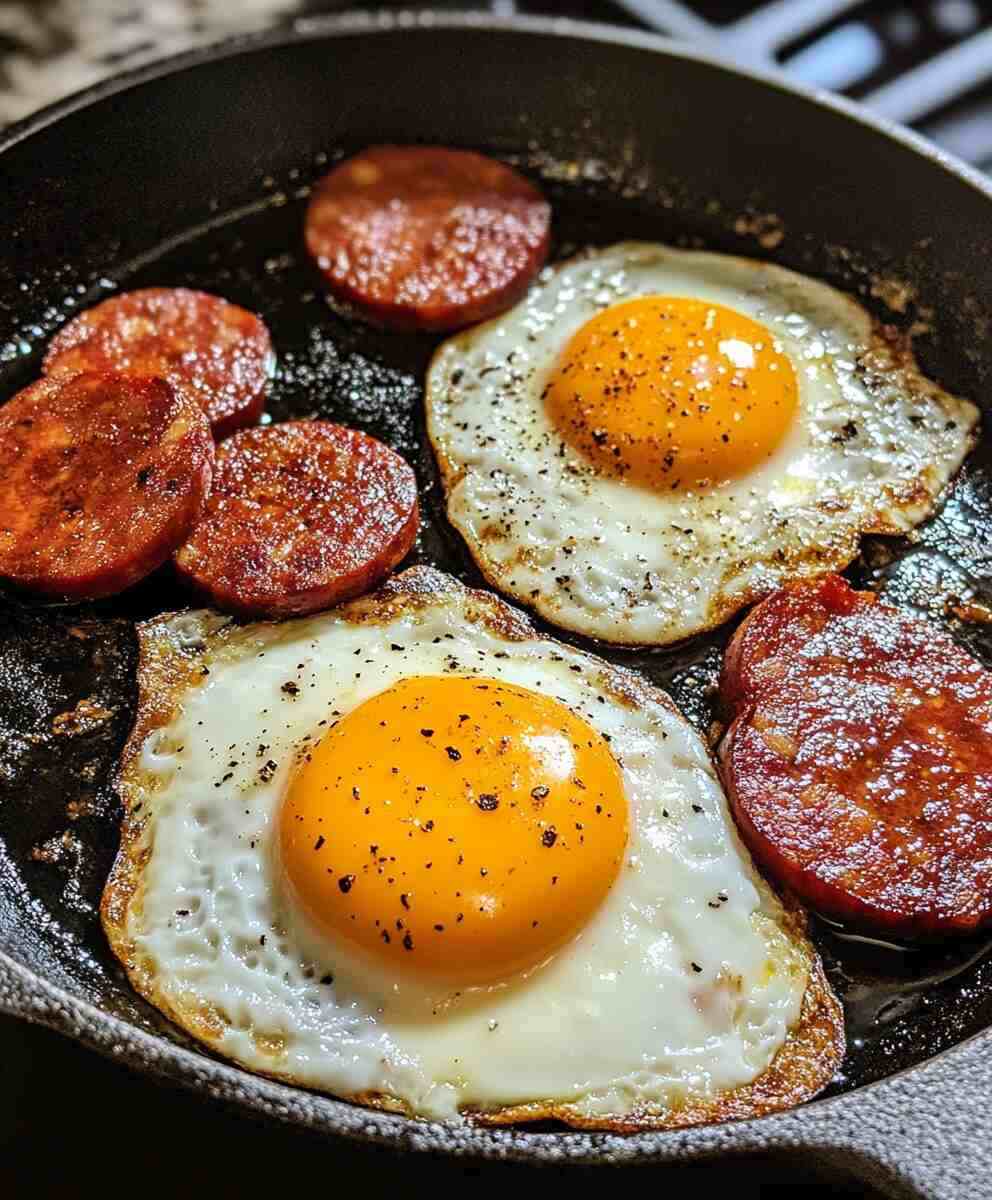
[0,0,301,125]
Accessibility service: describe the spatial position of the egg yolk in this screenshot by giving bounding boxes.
[279,675,628,984]
[544,295,798,489]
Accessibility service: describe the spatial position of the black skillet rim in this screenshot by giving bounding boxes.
[0,9,991,1188]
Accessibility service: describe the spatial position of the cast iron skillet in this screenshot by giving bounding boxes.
[2,12,992,1197]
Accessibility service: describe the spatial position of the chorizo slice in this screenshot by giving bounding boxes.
[44,287,274,439]
[304,146,551,332]
[719,574,992,939]
[0,371,213,600]
[174,421,418,617]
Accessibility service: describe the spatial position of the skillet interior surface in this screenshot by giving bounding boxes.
[2,12,992,1137]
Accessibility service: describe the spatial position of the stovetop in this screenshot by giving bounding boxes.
[3,2,992,166]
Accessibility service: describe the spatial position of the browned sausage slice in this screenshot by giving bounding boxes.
[44,288,274,439]
[174,421,418,617]
[304,146,551,332]
[719,574,992,939]
[0,371,214,600]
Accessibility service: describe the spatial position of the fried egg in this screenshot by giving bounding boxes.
[426,242,978,645]
[103,568,841,1128]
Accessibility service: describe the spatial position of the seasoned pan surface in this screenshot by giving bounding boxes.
[2,12,992,1172]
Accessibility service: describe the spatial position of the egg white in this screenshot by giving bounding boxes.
[426,242,979,645]
[103,568,833,1125]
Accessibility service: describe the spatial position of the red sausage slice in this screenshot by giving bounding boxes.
[719,574,992,939]
[0,371,214,600]
[305,146,551,332]
[174,421,418,617]
[44,288,274,439]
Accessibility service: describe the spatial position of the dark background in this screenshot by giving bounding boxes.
[2,1014,879,1194]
